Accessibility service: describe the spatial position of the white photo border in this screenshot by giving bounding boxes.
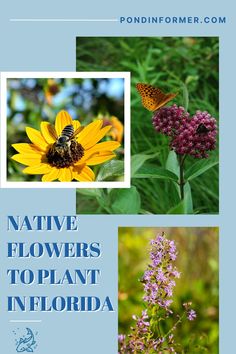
[0,71,131,189]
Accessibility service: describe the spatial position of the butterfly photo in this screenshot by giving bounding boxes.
[136,83,177,111]
[76,37,219,215]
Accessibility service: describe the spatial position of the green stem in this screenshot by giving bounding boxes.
[164,313,185,338]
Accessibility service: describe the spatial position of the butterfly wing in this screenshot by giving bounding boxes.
[154,92,177,110]
[136,83,177,111]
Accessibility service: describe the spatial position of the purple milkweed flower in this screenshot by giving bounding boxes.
[152,105,189,136]
[171,110,217,158]
[152,104,217,159]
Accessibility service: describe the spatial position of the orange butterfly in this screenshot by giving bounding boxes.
[136,83,177,111]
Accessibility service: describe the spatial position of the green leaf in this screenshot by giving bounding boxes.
[167,182,193,214]
[131,153,159,177]
[77,189,102,198]
[182,83,189,111]
[184,182,193,213]
[185,157,219,181]
[96,160,124,181]
[133,164,178,182]
[109,186,141,214]
[167,200,186,214]
[165,151,179,177]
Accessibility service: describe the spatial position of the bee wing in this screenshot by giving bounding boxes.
[72,126,84,138]
[47,124,58,140]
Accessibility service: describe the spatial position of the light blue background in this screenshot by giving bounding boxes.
[0,0,235,353]
[0,190,117,353]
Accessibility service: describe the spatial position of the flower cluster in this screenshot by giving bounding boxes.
[118,310,166,353]
[118,233,197,354]
[152,105,217,158]
[142,233,180,311]
[118,334,128,353]
[171,110,217,158]
[152,105,189,136]
[183,302,197,321]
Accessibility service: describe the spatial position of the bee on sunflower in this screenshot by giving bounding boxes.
[11,110,121,182]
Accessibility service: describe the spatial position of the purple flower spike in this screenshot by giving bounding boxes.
[118,233,197,354]
[142,233,179,310]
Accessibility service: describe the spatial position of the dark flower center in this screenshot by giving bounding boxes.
[46,139,84,168]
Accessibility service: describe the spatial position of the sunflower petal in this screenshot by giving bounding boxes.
[72,120,81,132]
[73,165,95,182]
[79,141,120,164]
[42,168,60,182]
[26,127,48,150]
[12,143,43,154]
[40,122,57,144]
[55,110,73,136]
[110,116,124,143]
[77,120,104,149]
[23,163,51,175]
[81,125,112,150]
[85,152,116,166]
[12,153,43,166]
[87,141,120,153]
[58,167,73,182]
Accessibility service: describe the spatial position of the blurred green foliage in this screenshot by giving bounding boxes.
[119,227,219,353]
[7,77,124,181]
[76,37,219,214]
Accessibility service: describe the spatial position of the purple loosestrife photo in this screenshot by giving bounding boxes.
[118,227,218,353]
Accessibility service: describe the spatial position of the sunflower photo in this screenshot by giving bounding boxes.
[76,37,219,214]
[1,72,130,187]
[119,227,219,353]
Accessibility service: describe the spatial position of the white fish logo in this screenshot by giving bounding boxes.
[16,328,36,353]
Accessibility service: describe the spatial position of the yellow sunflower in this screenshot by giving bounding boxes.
[106,116,124,143]
[11,110,121,182]
[98,114,124,143]
[44,79,60,105]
